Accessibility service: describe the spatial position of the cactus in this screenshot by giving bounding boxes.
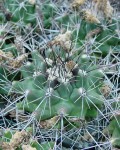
[9,38,104,121]
[0,0,36,24]
[0,0,120,149]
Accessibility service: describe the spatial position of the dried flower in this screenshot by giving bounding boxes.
[40,116,59,129]
[82,10,100,24]
[9,53,28,69]
[72,0,86,9]
[85,27,102,39]
[93,0,113,20]
[10,131,29,149]
[65,60,77,72]
[101,84,111,97]
[0,50,14,64]
[2,131,29,150]
[49,31,72,52]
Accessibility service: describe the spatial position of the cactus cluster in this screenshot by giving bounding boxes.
[0,0,120,149]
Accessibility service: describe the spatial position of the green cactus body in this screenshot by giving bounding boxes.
[3,0,36,24]
[106,117,120,147]
[1,0,120,149]
[9,46,104,122]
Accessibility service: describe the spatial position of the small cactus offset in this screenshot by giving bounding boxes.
[0,0,120,149]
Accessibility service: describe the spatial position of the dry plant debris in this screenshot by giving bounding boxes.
[93,0,113,20]
[72,0,86,8]
[82,9,100,24]
[49,31,72,52]
[2,131,30,150]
